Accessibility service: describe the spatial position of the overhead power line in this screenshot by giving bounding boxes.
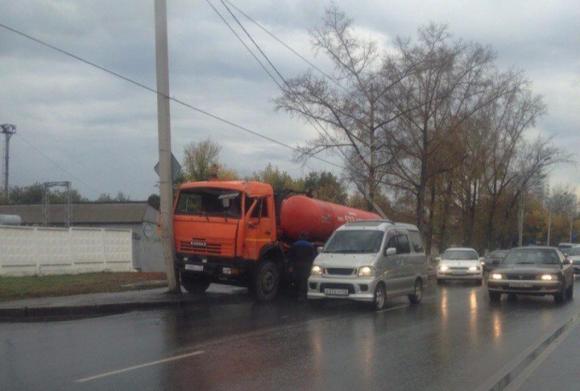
[216,0,351,166]
[222,0,348,93]
[0,21,344,171]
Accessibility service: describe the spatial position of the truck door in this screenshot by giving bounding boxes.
[243,196,274,260]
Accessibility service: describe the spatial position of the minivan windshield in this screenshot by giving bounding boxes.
[175,188,242,218]
[324,230,384,254]
[442,249,478,260]
[503,248,560,265]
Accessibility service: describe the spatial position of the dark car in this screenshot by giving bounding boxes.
[487,246,574,303]
[482,249,508,272]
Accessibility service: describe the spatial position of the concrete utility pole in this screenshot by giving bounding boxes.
[1,124,16,202]
[154,0,180,293]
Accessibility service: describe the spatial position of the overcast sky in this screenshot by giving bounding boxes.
[0,0,578,200]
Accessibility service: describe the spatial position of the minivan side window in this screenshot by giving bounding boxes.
[409,231,424,253]
[396,234,411,254]
[386,235,398,252]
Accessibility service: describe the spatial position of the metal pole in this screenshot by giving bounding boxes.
[547,208,552,246]
[518,192,525,247]
[154,0,179,293]
[1,124,16,202]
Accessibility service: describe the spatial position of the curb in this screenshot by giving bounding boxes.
[477,311,580,391]
[0,298,201,322]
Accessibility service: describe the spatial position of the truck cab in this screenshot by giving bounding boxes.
[173,181,281,299]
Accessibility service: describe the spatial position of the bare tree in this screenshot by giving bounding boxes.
[276,5,417,213]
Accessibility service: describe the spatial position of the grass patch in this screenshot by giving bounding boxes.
[0,272,167,301]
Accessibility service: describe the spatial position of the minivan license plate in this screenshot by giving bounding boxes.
[185,264,203,272]
[325,288,349,296]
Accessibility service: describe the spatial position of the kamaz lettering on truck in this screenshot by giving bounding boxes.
[173,180,379,301]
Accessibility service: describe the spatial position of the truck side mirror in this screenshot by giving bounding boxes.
[385,247,397,256]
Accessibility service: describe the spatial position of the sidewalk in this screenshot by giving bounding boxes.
[0,284,247,321]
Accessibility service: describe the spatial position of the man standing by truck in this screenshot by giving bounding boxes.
[288,235,316,300]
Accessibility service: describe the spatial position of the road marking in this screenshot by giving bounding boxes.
[75,350,205,383]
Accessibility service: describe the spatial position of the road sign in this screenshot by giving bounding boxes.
[154,153,182,181]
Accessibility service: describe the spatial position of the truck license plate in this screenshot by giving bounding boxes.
[185,264,203,272]
[324,288,349,296]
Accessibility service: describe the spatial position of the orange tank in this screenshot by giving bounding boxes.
[279,195,381,242]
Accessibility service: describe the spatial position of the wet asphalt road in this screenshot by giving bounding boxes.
[2,280,580,391]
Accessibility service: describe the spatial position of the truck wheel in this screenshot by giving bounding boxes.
[370,283,386,311]
[408,279,423,305]
[252,260,280,302]
[181,273,210,294]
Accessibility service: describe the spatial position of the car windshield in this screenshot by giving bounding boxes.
[567,247,580,256]
[503,249,560,265]
[324,230,384,254]
[442,249,478,260]
[175,188,242,218]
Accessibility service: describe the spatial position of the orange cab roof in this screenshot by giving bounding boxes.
[179,180,273,197]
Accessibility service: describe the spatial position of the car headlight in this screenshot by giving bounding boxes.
[358,266,375,277]
[480,261,485,266]
[540,274,556,281]
[491,273,503,280]
[469,266,479,272]
[310,265,323,276]
[439,265,449,272]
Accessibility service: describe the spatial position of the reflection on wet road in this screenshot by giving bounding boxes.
[2,281,580,390]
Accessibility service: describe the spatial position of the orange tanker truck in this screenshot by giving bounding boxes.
[173,180,380,301]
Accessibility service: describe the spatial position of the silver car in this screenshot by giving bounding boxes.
[307,220,428,311]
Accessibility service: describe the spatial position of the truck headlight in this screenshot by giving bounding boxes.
[491,273,503,280]
[540,274,556,281]
[310,265,323,276]
[439,265,449,272]
[358,266,375,277]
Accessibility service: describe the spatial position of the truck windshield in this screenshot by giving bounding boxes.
[175,188,242,218]
[324,230,384,254]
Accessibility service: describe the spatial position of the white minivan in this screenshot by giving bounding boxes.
[307,220,428,311]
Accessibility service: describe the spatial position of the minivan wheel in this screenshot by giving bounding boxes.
[408,279,423,304]
[371,283,386,311]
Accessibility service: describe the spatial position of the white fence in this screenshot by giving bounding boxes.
[0,225,134,276]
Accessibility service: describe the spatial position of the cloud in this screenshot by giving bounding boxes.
[0,0,579,199]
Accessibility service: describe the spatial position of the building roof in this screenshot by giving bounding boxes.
[0,202,158,226]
